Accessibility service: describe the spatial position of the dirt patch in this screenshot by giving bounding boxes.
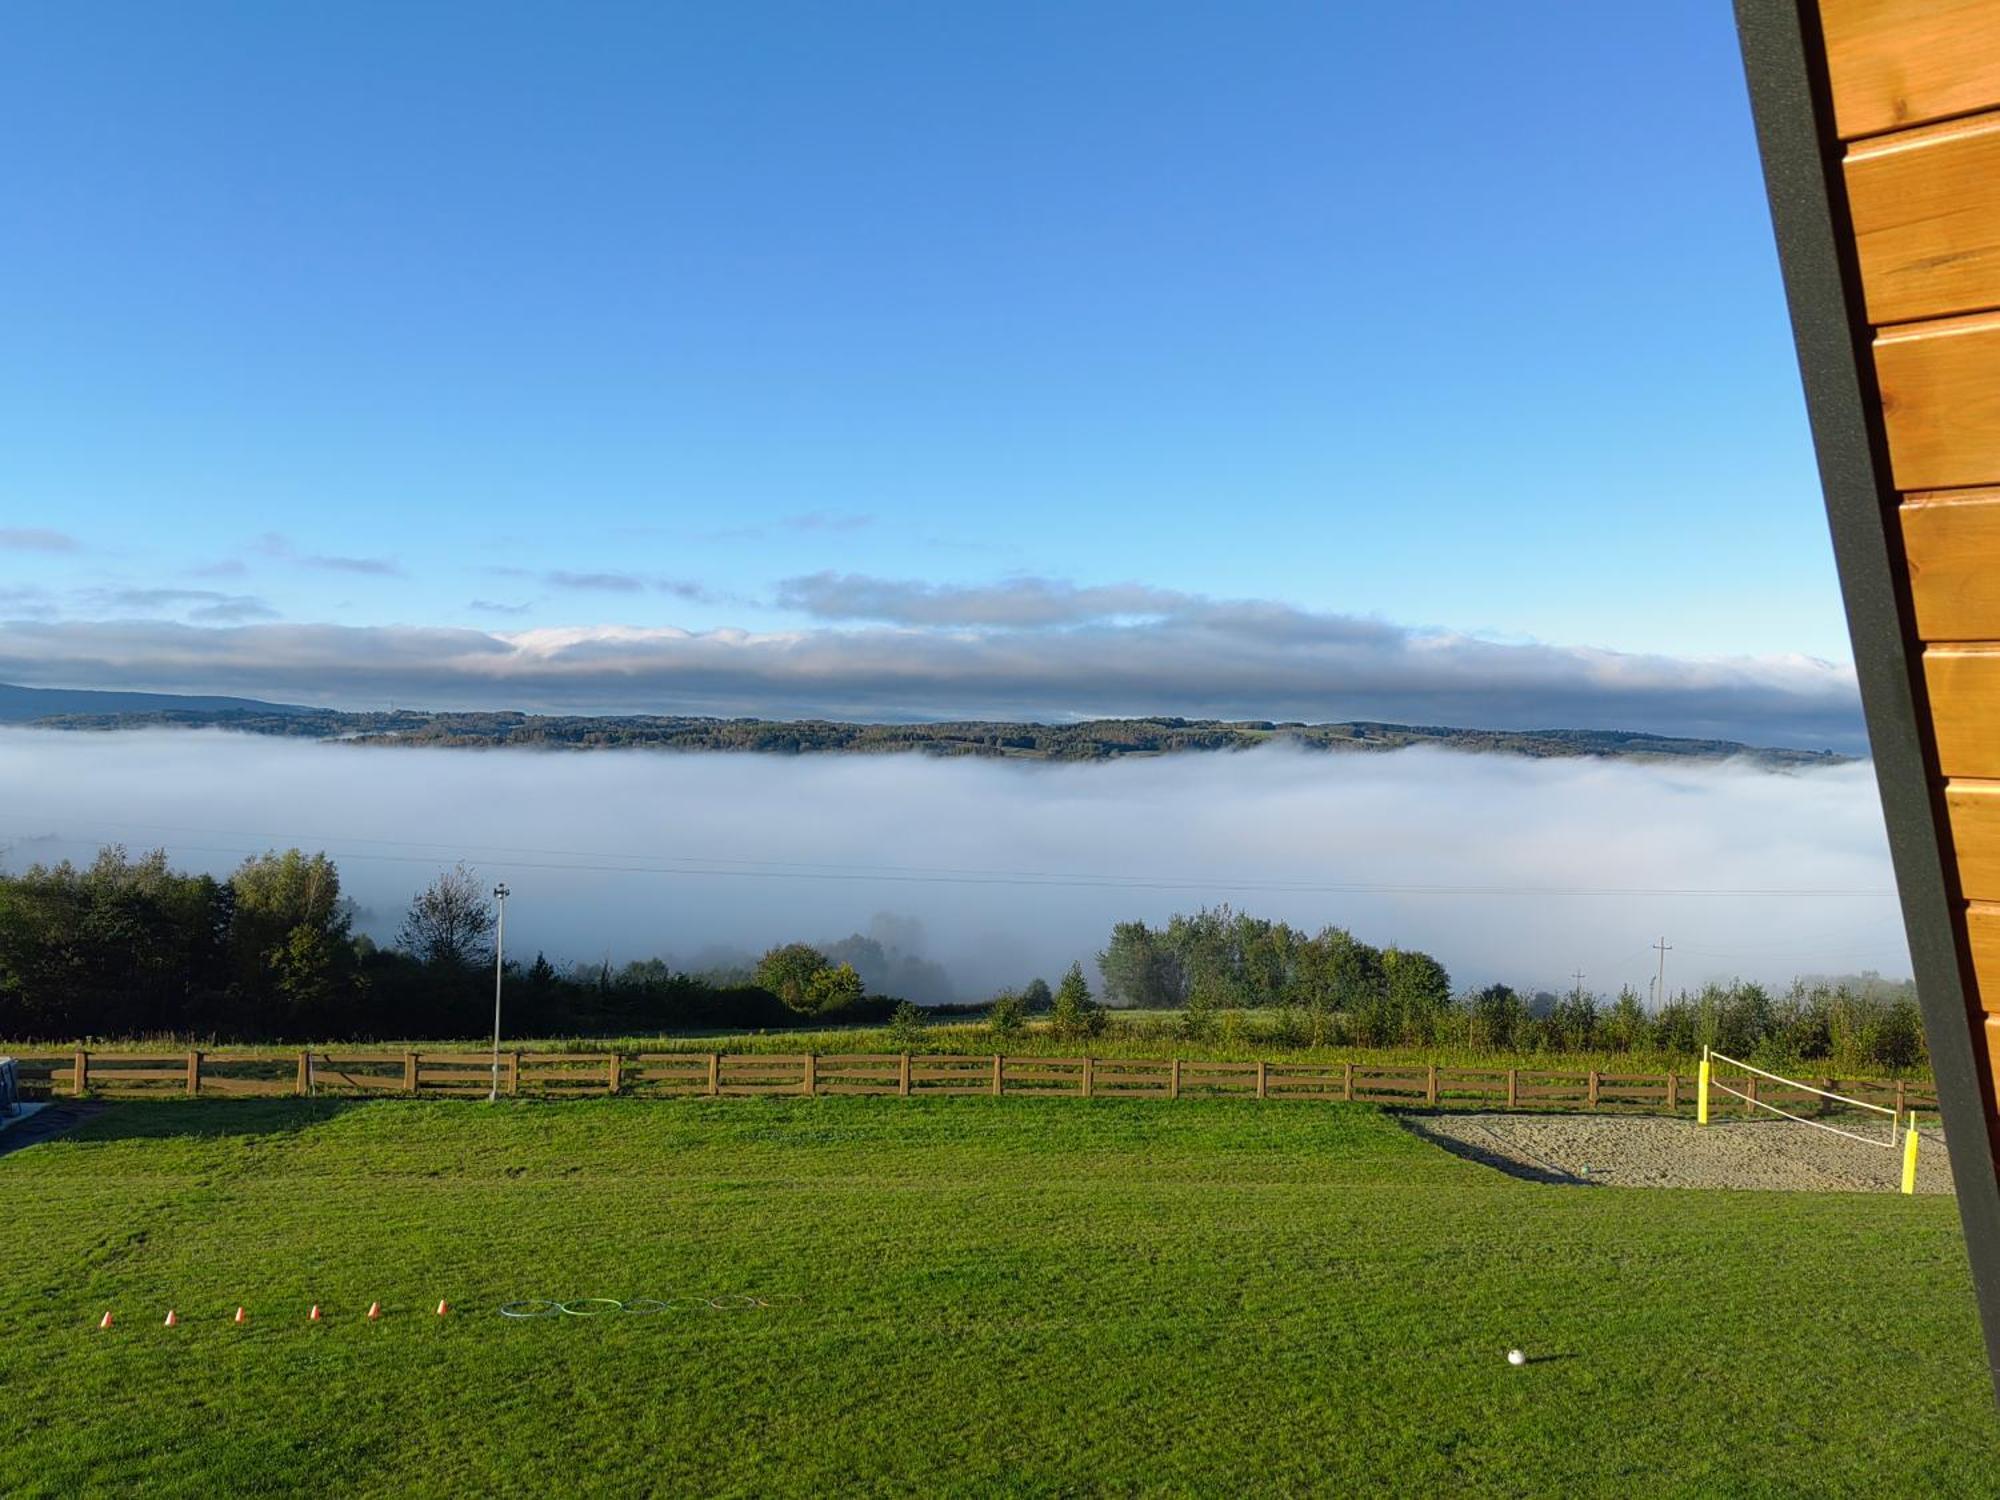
[1402,1110,1953,1194]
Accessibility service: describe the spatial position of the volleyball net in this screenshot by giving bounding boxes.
[1698,1046,1924,1192]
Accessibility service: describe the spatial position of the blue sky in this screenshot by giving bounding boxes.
[0,3,1860,741]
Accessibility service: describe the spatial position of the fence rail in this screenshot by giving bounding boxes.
[3,1049,1942,1117]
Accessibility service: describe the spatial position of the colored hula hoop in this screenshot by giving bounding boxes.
[706,1293,760,1310]
[498,1300,560,1319]
[557,1298,625,1317]
[621,1298,673,1315]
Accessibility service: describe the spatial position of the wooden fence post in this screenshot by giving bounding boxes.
[1342,1060,1353,1103]
[1666,1071,1678,1112]
[607,1053,622,1097]
[1745,1075,1758,1117]
[508,1051,520,1097]
[1170,1057,1181,1101]
[707,1053,720,1097]
[1425,1064,1437,1107]
[991,1054,1002,1096]
[1895,1078,1907,1119]
[801,1053,816,1096]
[1081,1055,1093,1099]
[1588,1070,1600,1110]
[297,1049,310,1098]
[1256,1059,1267,1100]
[187,1050,201,1098]
[74,1048,87,1097]
[898,1053,911,1097]
[1506,1068,1518,1109]
[404,1052,419,1094]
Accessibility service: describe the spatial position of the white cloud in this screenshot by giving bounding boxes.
[0,730,1906,996]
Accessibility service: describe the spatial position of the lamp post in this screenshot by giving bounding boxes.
[489,883,510,1103]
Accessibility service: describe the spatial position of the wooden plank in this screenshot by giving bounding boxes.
[1875,313,2000,489]
[1965,900,2000,1012]
[1821,0,2000,139]
[1849,113,2000,323]
[196,1077,294,1096]
[309,1073,406,1092]
[1923,649,2000,774]
[1948,784,2000,899]
[1903,492,2000,641]
[84,1055,187,1066]
[417,1052,502,1065]
[80,1069,186,1083]
[420,1068,502,1084]
[813,1082,903,1096]
[312,1052,408,1065]
[1987,1016,2000,1108]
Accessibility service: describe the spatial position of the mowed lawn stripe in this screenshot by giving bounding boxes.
[1,1097,1994,1496]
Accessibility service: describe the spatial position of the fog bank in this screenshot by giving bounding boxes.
[0,729,1906,999]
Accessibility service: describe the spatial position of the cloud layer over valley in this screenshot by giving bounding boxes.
[0,729,1905,1000]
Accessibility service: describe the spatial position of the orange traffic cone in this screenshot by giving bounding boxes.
[164,1310,178,1327]
[367,1302,381,1322]
[98,1310,114,1330]
[233,1306,247,1325]
[435,1299,449,1317]
[309,1304,322,1322]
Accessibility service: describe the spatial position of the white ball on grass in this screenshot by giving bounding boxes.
[1506,1348,1526,1367]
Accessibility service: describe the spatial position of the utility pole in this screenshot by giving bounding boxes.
[489,883,510,1103]
[1570,968,1587,999]
[1652,936,1672,1009]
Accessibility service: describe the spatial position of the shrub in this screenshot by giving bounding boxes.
[986,989,1028,1038]
[887,999,927,1043]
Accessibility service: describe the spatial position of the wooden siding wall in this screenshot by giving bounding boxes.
[1825,0,2000,1123]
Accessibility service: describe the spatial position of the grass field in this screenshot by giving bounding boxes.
[3,1097,1995,1495]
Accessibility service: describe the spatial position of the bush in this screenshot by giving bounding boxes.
[986,989,1028,1038]
[1049,961,1106,1042]
[888,1000,927,1043]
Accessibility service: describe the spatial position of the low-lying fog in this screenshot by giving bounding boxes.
[0,728,1907,1000]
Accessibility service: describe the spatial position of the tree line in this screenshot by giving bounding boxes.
[1093,906,1926,1071]
[0,847,900,1042]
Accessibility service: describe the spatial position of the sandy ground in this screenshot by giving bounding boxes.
[1403,1110,1955,1194]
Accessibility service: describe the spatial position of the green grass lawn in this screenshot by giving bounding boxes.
[2,1097,1994,1496]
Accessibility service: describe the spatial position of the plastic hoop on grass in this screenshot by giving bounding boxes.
[622,1298,673,1315]
[706,1294,760,1311]
[755,1294,805,1308]
[557,1298,625,1317]
[498,1301,560,1319]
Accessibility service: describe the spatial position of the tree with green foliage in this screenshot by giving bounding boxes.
[1382,945,1452,1044]
[1021,976,1054,1013]
[229,849,353,1029]
[806,962,866,1015]
[754,942,832,1012]
[1097,921,1182,1008]
[1050,960,1106,1041]
[888,998,927,1042]
[986,988,1028,1037]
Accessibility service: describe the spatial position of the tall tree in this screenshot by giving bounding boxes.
[397,863,495,969]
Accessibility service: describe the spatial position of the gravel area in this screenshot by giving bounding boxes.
[1402,1110,1954,1194]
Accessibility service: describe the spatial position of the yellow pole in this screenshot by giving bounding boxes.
[1902,1114,1921,1195]
[1697,1050,1710,1126]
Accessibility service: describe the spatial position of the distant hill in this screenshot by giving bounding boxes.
[0,682,310,723]
[0,683,1850,767]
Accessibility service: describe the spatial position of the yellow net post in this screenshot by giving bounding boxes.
[1697,1049,1711,1126]
[1902,1115,1921,1195]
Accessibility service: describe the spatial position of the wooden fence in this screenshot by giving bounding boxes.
[1,1050,1941,1117]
